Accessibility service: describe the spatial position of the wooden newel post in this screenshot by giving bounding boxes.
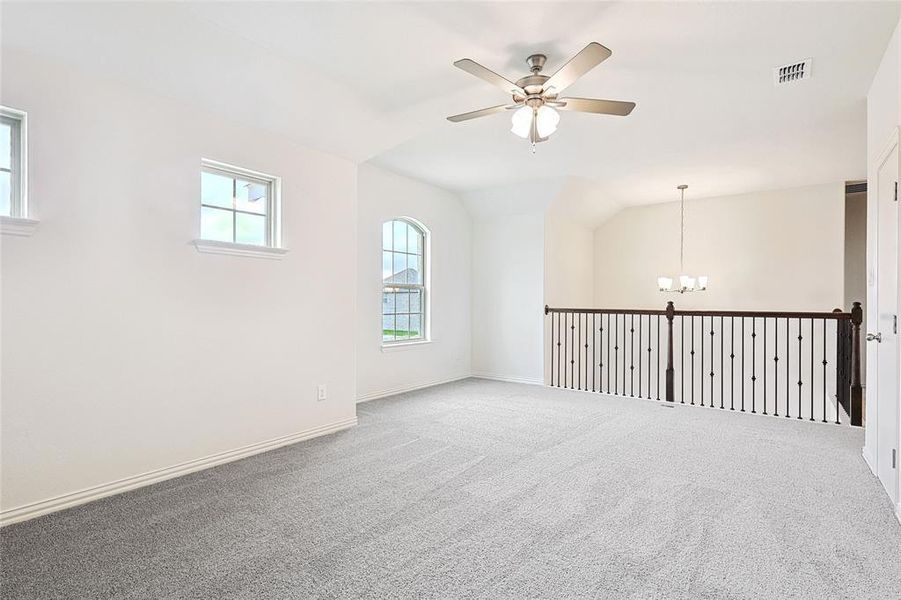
[850,301,863,426]
[665,301,675,403]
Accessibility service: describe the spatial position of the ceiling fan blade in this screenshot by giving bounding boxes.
[558,97,636,116]
[453,59,525,96]
[447,104,516,122]
[544,42,612,94]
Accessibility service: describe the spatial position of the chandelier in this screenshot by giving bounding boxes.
[657,184,708,293]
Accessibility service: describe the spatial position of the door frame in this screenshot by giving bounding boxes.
[865,126,901,521]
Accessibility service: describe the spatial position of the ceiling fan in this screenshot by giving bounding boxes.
[447,42,636,150]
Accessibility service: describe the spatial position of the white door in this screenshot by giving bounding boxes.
[874,135,899,504]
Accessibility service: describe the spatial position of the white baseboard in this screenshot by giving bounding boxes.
[0,415,358,527]
[862,447,877,477]
[356,374,470,403]
[471,373,545,386]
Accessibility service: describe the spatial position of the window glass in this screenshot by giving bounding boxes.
[200,161,278,247]
[381,219,426,343]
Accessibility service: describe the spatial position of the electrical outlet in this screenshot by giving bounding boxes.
[317,384,327,401]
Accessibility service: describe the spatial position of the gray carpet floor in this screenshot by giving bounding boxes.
[2,379,900,599]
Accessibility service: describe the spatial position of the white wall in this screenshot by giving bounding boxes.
[864,18,901,516]
[544,212,594,309]
[355,164,472,400]
[0,50,358,519]
[592,183,846,312]
[471,213,545,384]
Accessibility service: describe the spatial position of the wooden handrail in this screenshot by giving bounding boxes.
[545,305,851,320]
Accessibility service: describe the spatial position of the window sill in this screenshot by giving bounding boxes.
[192,239,289,260]
[1,216,39,237]
[381,339,432,353]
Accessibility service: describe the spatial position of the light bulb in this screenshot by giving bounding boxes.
[697,276,708,290]
[535,105,560,138]
[679,275,694,291]
[510,106,532,139]
[657,276,673,291]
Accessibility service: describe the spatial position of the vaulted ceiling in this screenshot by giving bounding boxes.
[3,1,899,213]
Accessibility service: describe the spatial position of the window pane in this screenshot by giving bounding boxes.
[392,252,406,283]
[396,314,410,339]
[0,171,9,217]
[382,222,392,250]
[0,123,10,170]
[393,221,408,253]
[235,212,266,246]
[410,314,422,339]
[201,171,233,208]
[408,225,422,255]
[382,290,395,314]
[234,179,268,214]
[382,315,395,341]
[200,206,232,242]
[410,289,421,313]
[396,290,409,313]
[382,251,393,281]
[407,255,421,284]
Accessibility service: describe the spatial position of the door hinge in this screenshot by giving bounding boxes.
[896,181,898,202]
[893,448,897,469]
[895,315,898,335]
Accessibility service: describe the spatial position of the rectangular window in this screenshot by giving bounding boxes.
[200,159,280,247]
[0,106,27,218]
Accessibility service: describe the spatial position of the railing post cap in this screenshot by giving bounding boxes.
[851,302,863,325]
[665,301,675,319]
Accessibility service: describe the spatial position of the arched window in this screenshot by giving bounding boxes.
[382,218,427,344]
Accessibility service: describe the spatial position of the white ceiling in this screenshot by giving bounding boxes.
[3,1,899,213]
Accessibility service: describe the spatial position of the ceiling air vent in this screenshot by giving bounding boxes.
[774,59,812,85]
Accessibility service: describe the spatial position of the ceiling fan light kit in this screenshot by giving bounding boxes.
[447,43,636,151]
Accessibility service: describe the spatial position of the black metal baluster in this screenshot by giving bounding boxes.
[785,317,791,418]
[701,316,706,407]
[741,317,745,412]
[773,317,779,417]
[751,318,757,414]
[797,318,803,420]
[638,314,643,398]
[762,318,767,415]
[630,313,635,397]
[833,319,840,425]
[577,313,582,390]
[569,313,575,389]
[681,315,685,404]
[810,318,815,421]
[584,313,589,392]
[601,315,606,393]
[648,316,653,399]
[710,317,716,408]
[822,318,828,423]
[622,313,628,396]
[606,314,611,393]
[730,317,735,410]
[592,314,596,392]
[691,316,696,405]
[614,313,619,395]
[720,316,724,409]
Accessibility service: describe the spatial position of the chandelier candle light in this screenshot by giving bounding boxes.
[657,184,708,293]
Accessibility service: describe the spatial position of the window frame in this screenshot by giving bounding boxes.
[381,217,430,347]
[0,106,28,220]
[198,158,282,249]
